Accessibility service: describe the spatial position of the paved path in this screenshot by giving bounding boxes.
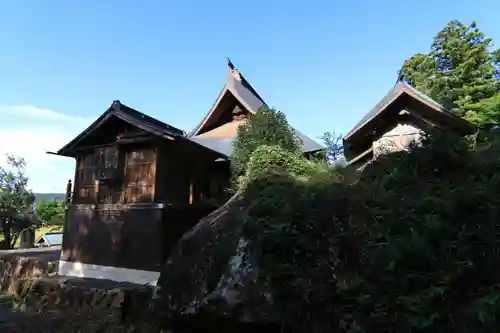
[0,246,61,261]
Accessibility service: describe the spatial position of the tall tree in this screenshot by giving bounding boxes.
[36,199,66,226]
[0,155,39,248]
[400,20,500,128]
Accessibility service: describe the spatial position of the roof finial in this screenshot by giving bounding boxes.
[227,58,242,81]
[226,57,235,70]
[112,100,121,110]
[395,63,405,87]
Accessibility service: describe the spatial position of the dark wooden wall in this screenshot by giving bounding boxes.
[62,203,216,272]
[155,140,190,205]
[65,133,230,273]
[155,138,230,207]
[73,143,157,205]
[62,204,163,271]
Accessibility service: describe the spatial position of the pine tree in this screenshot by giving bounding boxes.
[400,20,500,128]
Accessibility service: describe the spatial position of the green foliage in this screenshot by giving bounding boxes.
[241,131,500,332]
[466,93,500,127]
[244,145,318,182]
[400,20,500,128]
[35,199,66,225]
[0,154,40,249]
[242,166,349,332]
[231,106,301,179]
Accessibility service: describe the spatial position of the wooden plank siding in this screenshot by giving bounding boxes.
[62,204,164,271]
[56,101,233,273]
[61,203,217,272]
[72,144,157,205]
[154,142,190,205]
[123,147,156,203]
[63,138,229,271]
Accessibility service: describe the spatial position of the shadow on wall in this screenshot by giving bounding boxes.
[61,203,217,274]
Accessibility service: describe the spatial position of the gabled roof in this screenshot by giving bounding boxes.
[188,59,266,137]
[188,59,324,155]
[55,100,185,156]
[344,82,475,141]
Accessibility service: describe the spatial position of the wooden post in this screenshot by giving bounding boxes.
[94,180,101,203]
[65,179,72,205]
[63,179,72,246]
[189,180,194,205]
[92,180,101,219]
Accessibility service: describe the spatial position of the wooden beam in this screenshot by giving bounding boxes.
[50,142,117,157]
[189,180,194,205]
[116,137,154,145]
[346,146,374,166]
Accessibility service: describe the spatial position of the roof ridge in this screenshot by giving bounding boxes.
[226,58,266,104]
[189,59,267,137]
[344,83,405,139]
[116,101,185,136]
[399,82,446,111]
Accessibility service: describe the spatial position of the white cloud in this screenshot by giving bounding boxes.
[0,105,90,122]
[0,105,94,193]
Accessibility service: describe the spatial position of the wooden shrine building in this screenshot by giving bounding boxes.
[52,59,323,285]
[343,81,476,167]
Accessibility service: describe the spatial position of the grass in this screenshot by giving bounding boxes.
[0,225,63,248]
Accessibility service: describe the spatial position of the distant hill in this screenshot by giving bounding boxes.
[35,193,66,201]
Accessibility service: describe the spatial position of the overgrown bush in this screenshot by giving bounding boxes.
[231,106,301,180]
[244,145,320,181]
[242,131,500,332]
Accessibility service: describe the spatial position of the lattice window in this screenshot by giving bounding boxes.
[123,149,156,203]
[75,147,123,204]
[75,153,97,204]
[97,147,120,180]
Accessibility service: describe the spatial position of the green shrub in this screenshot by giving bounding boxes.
[245,145,315,180]
[242,131,500,332]
[231,106,301,179]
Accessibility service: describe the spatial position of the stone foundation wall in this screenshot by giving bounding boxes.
[0,255,58,293]
[0,255,262,332]
[7,276,161,332]
[0,255,162,331]
[15,278,153,316]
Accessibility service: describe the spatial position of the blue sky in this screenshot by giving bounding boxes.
[0,0,499,192]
